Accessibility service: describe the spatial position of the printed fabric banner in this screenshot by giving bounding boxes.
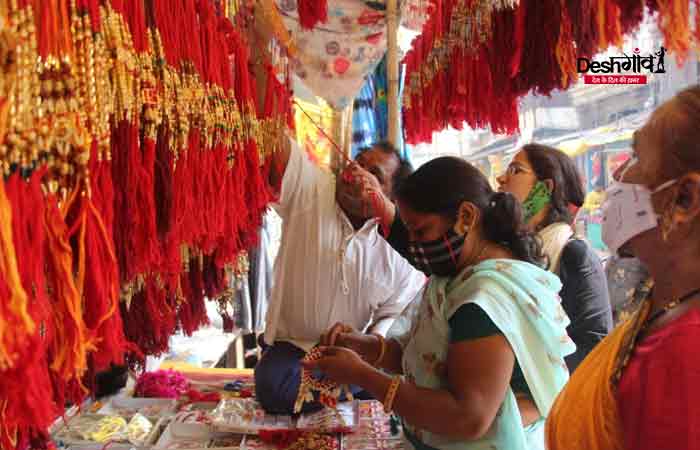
[276,0,388,109]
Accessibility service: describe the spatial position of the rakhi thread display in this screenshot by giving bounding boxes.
[403,0,700,144]
[0,1,291,448]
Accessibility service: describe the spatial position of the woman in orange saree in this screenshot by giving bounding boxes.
[546,85,700,450]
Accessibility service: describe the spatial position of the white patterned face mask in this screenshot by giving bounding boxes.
[601,156,676,255]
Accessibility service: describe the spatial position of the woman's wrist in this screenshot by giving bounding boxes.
[358,333,383,364]
[348,359,377,386]
[370,333,386,366]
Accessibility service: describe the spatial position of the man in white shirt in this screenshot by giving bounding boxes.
[255,137,424,414]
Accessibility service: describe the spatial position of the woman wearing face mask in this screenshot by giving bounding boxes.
[497,144,612,372]
[546,85,700,450]
[306,157,575,450]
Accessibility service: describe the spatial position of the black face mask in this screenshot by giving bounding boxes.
[407,229,466,277]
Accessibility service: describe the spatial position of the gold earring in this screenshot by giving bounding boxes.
[660,208,676,241]
[453,221,469,235]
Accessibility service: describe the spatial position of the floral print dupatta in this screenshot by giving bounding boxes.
[390,259,575,450]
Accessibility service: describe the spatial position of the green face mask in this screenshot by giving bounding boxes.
[522,181,551,222]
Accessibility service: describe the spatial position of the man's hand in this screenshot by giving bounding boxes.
[321,322,382,364]
[338,163,396,224]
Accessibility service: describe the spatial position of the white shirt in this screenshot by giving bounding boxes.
[264,140,425,351]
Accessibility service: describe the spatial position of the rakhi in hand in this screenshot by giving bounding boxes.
[294,347,353,414]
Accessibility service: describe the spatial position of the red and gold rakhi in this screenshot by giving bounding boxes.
[294,347,353,414]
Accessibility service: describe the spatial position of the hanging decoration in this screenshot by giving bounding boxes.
[262,0,388,109]
[297,0,329,30]
[0,0,292,448]
[403,0,700,144]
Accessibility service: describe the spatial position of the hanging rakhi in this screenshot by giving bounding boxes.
[177,254,210,337]
[1,168,61,445]
[555,0,577,89]
[648,0,692,64]
[294,347,354,414]
[66,1,132,386]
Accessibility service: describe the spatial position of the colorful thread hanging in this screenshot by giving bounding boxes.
[403,0,700,144]
[297,0,329,30]
[0,1,292,447]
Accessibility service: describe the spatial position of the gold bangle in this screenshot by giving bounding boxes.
[383,375,401,413]
[371,333,386,366]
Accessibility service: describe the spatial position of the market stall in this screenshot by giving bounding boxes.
[0,0,293,447]
[0,1,416,449]
[48,366,403,450]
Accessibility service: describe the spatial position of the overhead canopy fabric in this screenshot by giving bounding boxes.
[275,0,388,109]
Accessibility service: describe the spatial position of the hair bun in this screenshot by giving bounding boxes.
[488,192,508,209]
[483,192,521,244]
[482,191,544,266]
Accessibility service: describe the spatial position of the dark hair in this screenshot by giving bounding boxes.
[522,144,585,228]
[396,157,543,265]
[358,141,414,194]
[654,85,700,177]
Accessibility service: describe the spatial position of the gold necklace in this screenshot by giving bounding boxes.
[612,287,700,386]
[641,287,700,332]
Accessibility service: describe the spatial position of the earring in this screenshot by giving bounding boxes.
[661,213,676,242]
[660,189,680,241]
[660,207,676,241]
[453,222,469,235]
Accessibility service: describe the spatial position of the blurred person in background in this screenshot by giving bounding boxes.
[497,144,612,372]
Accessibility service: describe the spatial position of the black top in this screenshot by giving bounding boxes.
[448,303,531,399]
[558,239,613,372]
[387,211,412,264]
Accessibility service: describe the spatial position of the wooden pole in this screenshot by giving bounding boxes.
[386,0,400,147]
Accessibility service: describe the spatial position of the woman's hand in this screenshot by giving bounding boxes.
[321,323,382,363]
[320,322,354,346]
[302,347,373,386]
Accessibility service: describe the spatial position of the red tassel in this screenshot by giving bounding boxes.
[122,277,177,367]
[297,0,328,30]
[514,0,563,96]
[177,260,209,336]
[615,0,644,36]
[82,142,128,376]
[44,192,94,407]
[566,0,599,58]
[140,136,162,270]
[123,0,150,53]
[696,0,700,45]
[1,170,60,444]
